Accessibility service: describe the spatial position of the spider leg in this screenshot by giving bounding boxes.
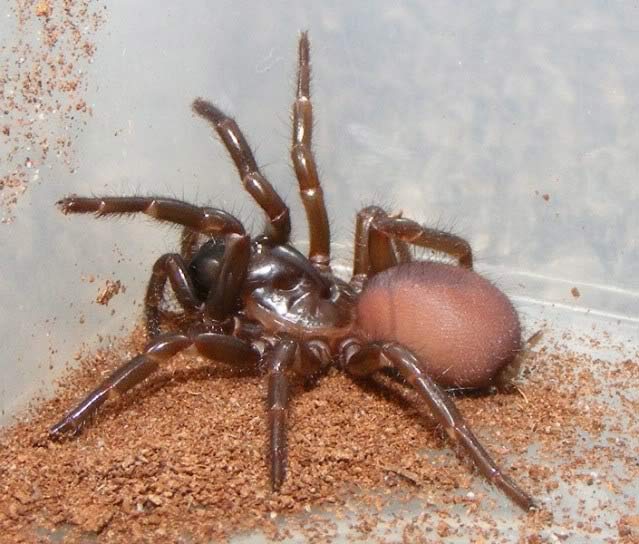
[57,196,245,236]
[144,234,250,336]
[342,341,535,511]
[351,206,413,288]
[392,238,413,265]
[352,206,397,280]
[371,215,473,270]
[192,99,291,245]
[203,233,251,321]
[265,337,297,491]
[180,227,202,261]
[291,32,331,269]
[49,332,260,438]
[265,336,325,491]
[145,253,202,338]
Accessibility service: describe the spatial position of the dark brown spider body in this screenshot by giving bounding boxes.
[181,233,358,346]
[50,33,536,512]
[244,274,357,346]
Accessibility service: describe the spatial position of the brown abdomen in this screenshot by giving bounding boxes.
[355,262,521,388]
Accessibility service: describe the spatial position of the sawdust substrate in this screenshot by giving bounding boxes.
[1,327,638,543]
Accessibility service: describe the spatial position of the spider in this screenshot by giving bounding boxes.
[50,32,535,511]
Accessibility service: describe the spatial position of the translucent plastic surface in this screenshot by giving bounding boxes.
[0,1,637,541]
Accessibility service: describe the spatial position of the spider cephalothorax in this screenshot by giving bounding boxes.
[50,33,535,511]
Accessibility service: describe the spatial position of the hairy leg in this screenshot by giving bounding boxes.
[203,234,251,321]
[57,196,245,236]
[265,335,326,491]
[371,215,472,269]
[291,32,331,268]
[192,99,291,244]
[342,341,534,511]
[50,332,260,438]
[145,253,202,338]
[265,337,297,491]
[180,227,202,262]
[351,206,415,288]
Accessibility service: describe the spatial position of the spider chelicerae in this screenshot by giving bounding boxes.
[50,32,535,511]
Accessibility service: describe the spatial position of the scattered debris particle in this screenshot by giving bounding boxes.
[35,0,51,18]
[96,279,124,306]
[534,190,551,202]
[571,287,580,299]
[618,515,639,539]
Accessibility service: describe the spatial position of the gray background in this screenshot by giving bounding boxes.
[1,1,637,425]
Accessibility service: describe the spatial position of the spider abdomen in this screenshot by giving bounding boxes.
[355,261,521,388]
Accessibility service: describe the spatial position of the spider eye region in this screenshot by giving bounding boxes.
[356,261,521,389]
